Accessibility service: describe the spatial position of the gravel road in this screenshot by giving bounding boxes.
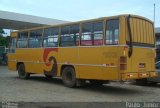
[0,65,160,102]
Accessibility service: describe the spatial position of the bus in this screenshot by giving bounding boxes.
[8,14,157,87]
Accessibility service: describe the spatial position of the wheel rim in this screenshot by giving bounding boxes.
[62,67,76,88]
[66,71,73,82]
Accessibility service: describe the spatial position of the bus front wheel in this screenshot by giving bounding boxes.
[62,66,76,88]
[18,64,30,79]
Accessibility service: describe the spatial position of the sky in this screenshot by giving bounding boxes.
[0,0,160,27]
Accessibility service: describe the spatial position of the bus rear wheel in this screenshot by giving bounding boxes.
[44,74,53,79]
[136,78,148,86]
[62,66,76,88]
[18,64,30,79]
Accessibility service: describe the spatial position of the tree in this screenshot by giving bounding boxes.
[0,29,5,36]
[0,29,9,47]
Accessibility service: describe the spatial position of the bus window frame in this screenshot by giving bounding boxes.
[9,36,17,53]
[43,27,59,48]
[17,31,29,48]
[60,23,80,47]
[81,20,104,46]
[105,18,120,45]
[28,29,43,48]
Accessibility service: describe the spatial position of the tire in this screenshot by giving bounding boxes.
[76,79,86,87]
[90,80,104,86]
[44,74,53,79]
[18,64,30,79]
[62,66,76,88]
[136,78,148,86]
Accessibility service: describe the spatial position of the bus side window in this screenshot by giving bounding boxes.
[93,22,103,46]
[81,23,93,46]
[81,21,103,46]
[29,30,43,48]
[9,37,16,53]
[60,24,79,47]
[43,27,59,47]
[17,32,28,48]
[106,19,119,45]
[70,25,80,46]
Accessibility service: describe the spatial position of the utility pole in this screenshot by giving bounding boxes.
[154,3,156,25]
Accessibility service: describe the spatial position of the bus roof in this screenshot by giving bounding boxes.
[10,14,153,35]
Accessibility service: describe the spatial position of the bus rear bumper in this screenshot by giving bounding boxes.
[121,72,158,80]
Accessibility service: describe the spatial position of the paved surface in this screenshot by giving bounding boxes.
[0,65,160,102]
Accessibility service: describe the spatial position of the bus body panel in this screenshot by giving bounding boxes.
[131,47,155,73]
[102,46,119,80]
[77,47,103,79]
[121,47,156,80]
[58,47,79,77]
[8,53,17,71]
[15,49,44,74]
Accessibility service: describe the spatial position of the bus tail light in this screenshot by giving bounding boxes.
[120,64,127,70]
[120,56,127,64]
[120,56,127,70]
[139,73,149,77]
[127,74,133,78]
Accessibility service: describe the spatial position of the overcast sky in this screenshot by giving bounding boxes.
[0,0,160,27]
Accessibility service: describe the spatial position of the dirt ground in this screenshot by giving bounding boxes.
[0,65,160,102]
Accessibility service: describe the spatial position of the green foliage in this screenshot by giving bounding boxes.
[0,29,9,47]
[0,29,5,36]
[0,36,9,47]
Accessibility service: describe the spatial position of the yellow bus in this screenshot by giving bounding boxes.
[8,15,157,87]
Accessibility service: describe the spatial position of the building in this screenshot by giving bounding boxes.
[155,27,160,61]
[156,27,160,44]
[155,27,160,48]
